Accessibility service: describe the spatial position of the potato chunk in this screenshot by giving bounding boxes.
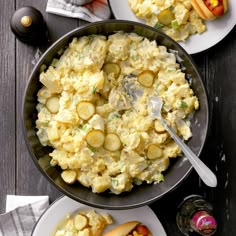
[74,214,88,231]
[46,97,59,114]
[147,144,163,159]
[61,170,77,184]
[85,129,105,148]
[104,133,121,151]
[77,101,95,120]
[88,114,104,131]
[137,70,155,87]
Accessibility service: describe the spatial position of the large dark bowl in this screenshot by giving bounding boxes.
[22,20,209,209]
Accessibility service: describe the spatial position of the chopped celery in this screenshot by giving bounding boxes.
[57,48,64,56]
[180,101,188,108]
[51,58,59,68]
[71,128,79,137]
[92,86,97,95]
[147,159,152,165]
[171,20,179,29]
[107,111,121,122]
[133,178,143,186]
[154,22,164,30]
[158,174,164,182]
[89,147,97,153]
[111,178,119,187]
[42,121,49,127]
[81,124,91,133]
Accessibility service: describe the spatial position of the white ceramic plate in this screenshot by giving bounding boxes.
[32,196,167,236]
[109,0,236,54]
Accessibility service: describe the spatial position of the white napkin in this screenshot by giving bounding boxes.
[0,195,49,236]
[46,0,111,22]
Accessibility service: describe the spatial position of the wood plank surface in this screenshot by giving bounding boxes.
[0,0,16,212]
[14,0,79,202]
[207,28,236,235]
[152,27,236,236]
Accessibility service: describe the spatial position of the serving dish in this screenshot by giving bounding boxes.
[32,196,167,236]
[108,0,236,54]
[22,20,209,209]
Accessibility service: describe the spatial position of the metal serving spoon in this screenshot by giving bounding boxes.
[149,96,217,188]
[123,76,217,187]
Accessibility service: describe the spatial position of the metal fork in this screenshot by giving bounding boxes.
[150,96,217,188]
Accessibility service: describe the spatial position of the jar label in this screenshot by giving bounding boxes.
[191,210,217,235]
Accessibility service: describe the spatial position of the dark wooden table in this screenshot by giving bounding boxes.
[1,1,236,235]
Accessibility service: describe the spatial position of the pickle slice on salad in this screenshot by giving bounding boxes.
[137,70,155,87]
[103,63,121,79]
[46,96,60,114]
[86,129,105,148]
[104,133,122,151]
[77,101,95,120]
[147,144,163,159]
[157,9,175,26]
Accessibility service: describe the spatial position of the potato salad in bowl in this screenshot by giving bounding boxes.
[36,31,199,195]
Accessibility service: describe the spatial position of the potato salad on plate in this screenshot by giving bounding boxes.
[53,209,113,236]
[128,0,206,41]
[36,32,199,194]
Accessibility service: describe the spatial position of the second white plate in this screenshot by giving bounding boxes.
[109,0,236,54]
[32,196,167,236]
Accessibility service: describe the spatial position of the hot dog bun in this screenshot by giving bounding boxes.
[104,221,140,236]
[222,0,228,13]
[191,0,228,20]
[104,221,152,236]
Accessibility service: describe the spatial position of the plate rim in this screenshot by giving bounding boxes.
[108,0,236,54]
[31,195,167,236]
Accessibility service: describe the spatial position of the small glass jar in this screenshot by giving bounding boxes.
[176,195,217,236]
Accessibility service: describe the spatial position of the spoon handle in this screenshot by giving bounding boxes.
[159,117,217,188]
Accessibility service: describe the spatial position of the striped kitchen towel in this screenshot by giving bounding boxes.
[0,195,49,236]
[46,0,111,22]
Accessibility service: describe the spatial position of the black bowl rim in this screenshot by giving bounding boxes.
[22,19,209,209]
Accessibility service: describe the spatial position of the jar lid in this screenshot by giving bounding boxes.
[10,6,48,44]
[191,210,217,235]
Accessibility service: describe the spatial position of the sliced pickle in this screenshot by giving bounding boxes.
[104,133,122,151]
[157,9,175,26]
[46,96,59,114]
[147,144,163,159]
[103,63,121,79]
[76,101,95,120]
[137,70,155,87]
[85,129,105,148]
